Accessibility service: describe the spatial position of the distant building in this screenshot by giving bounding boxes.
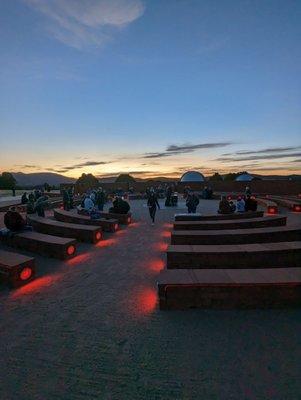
[180,171,206,183]
[235,173,254,182]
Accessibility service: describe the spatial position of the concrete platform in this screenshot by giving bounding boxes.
[174,211,264,221]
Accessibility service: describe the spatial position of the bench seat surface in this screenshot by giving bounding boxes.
[29,216,101,232]
[17,231,76,244]
[0,249,33,267]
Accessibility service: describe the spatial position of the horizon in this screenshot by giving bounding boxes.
[1,1,301,178]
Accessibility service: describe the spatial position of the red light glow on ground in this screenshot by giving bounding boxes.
[163,223,173,229]
[136,288,157,315]
[147,258,164,272]
[19,267,33,281]
[293,205,301,212]
[153,242,168,252]
[66,252,91,266]
[11,274,62,298]
[160,230,171,238]
[128,222,141,228]
[116,229,126,235]
[96,238,117,248]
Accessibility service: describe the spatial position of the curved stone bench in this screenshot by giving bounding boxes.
[158,268,301,309]
[175,211,264,221]
[77,207,132,225]
[0,231,77,259]
[28,215,102,244]
[171,226,301,245]
[0,249,36,288]
[267,196,301,212]
[173,216,286,231]
[256,198,279,214]
[54,209,118,233]
[166,242,301,269]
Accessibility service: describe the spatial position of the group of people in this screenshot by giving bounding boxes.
[21,190,50,217]
[218,195,258,214]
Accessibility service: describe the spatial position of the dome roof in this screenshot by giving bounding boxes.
[236,173,254,182]
[180,171,205,183]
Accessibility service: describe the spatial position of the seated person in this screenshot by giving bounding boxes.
[84,195,95,212]
[236,197,245,213]
[202,186,209,199]
[35,195,49,217]
[186,191,199,213]
[4,206,26,232]
[21,192,28,204]
[218,196,233,214]
[245,195,258,212]
[229,201,236,213]
[109,197,130,214]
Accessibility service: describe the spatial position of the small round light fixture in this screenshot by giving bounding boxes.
[67,245,76,256]
[114,224,118,231]
[95,232,102,241]
[293,204,301,212]
[127,217,131,224]
[20,267,33,281]
[268,206,277,214]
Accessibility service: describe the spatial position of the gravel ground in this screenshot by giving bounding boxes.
[0,199,300,400]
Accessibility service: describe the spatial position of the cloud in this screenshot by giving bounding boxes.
[215,152,301,163]
[166,142,232,153]
[53,160,112,173]
[142,142,232,159]
[24,0,145,49]
[221,146,301,156]
[15,164,41,169]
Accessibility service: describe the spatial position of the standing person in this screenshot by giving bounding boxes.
[63,190,70,211]
[245,186,252,196]
[165,185,172,207]
[96,188,105,211]
[147,189,160,225]
[68,188,74,209]
[186,191,199,213]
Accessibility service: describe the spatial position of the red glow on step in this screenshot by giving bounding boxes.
[128,222,140,228]
[67,245,76,256]
[154,242,168,252]
[163,223,173,229]
[19,267,33,281]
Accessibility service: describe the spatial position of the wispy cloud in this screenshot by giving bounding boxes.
[53,160,112,173]
[142,142,232,159]
[222,146,301,157]
[24,0,145,50]
[216,152,301,163]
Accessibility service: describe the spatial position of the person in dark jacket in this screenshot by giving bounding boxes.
[186,191,199,213]
[245,195,258,212]
[96,188,106,211]
[4,207,26,232]
[218,196,233,214]
[21,192,28,204]
[147,189,160,225]
[63,190,70,211]
[109,197,130,214]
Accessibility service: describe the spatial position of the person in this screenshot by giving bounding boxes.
[245,195,258,212]
[236,196,245,213]
[63,190,70,211]
[245,186,252,196]
[26,193,36,214]
[84,195,95,212]
[4,206,26,232]
[109,196,130,214]
[95,188,105,211]
[21,192,28,204]
[229,201,236,213]
[35,195,49,217]
[147,189,160,225]
[218,196,233,214]
[165,185,172,207]
[202,186,209,199]
[186,191,199,213]
[68,188,74,209]
[207,186,213,199]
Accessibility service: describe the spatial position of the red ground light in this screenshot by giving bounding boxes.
[19,267,33,281]
[293,204,301,212]
[67,245,76,256]
[268,206,278,214]
[114,224,119,231]
[127,217,131,224]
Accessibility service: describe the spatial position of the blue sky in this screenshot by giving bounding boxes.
[0,0,300,178]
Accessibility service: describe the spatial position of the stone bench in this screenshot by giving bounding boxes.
[256,198,279,214]
[173,216,286,231]
[171,226,301,245]
[0,249,36,288]
[166,242,301,269]
[0,231,77,259]
[267,196,301,212]
[28,215,102,244]
[158,268,301,309]
[53,209,118,233]
[77,207,132,225]
[174,211,264,221]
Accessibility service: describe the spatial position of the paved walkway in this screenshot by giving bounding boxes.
[0,200,300,400]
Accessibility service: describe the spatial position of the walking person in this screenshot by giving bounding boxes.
[186,191,199,213]
[147,189,160,225]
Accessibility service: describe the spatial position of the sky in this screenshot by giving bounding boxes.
[0,0,300,179]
